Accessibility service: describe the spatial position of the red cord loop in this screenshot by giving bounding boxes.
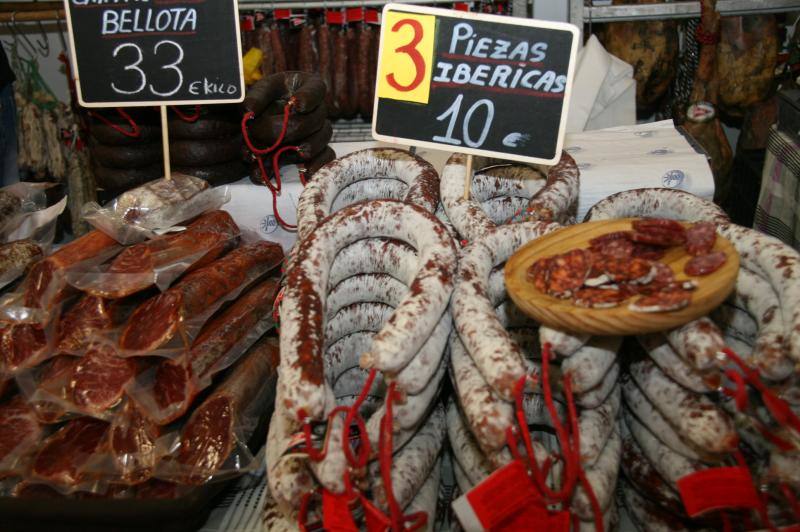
[171,105,201,123]
[89,108,141,138]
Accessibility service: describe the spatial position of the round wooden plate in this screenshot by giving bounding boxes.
[504,218,740,336]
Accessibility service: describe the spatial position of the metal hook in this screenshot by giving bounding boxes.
[9,13,39,59]
[55,17,66,52]
[34,22,50,57]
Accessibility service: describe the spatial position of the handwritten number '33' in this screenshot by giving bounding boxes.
[386,19,426,93]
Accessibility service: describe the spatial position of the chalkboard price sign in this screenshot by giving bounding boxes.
[64,0,245,107]
[372,4,579,165]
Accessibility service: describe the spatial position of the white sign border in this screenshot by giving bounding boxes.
[370,3,580,166]
[63,0,246,108]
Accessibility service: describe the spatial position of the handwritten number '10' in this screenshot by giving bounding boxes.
[111,40,184,97]
[386,19,425,92]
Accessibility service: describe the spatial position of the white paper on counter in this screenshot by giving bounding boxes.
[565,120,715,220]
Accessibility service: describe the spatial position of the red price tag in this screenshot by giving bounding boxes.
[240,15,255,32]
[274,9,292,20]
[365,9,380,25]
[346,7,364,23]
[454,2,471,11]
[452,460,546,530]
[677,467,761,517]
[322,490,358,532]
[326,10,346,25]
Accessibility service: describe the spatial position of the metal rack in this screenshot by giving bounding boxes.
[570,0,800,28]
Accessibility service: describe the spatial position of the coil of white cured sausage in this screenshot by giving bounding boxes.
[628,358,737,454]
[279,200,456,424]
[637,334,714,393]
[296,148,440,240]
[451,223,560,401]
[440,152,577,242]
[583,188,730,223]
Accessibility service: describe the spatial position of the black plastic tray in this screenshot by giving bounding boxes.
[0,480,231,532]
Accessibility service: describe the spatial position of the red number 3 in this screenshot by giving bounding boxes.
[386,19,426,93]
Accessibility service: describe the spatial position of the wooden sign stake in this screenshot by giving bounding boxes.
[160,106,172,181]
[463,154,473,201]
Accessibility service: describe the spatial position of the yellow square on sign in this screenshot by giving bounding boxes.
[377,11,436,104]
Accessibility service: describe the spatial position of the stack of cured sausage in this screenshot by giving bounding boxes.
[0,205,284,498]
[87,108,164,200]
[243,72,336,188]
[584,188,800,530]
[266,149,453,529]
[169,105,247,186]
[251,11,379,121]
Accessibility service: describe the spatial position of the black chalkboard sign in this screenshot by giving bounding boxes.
[372,4,579,165]
[64,0,245,107]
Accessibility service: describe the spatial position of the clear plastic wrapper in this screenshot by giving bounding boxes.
[113,242,282,358]
[0,396,44,479]
[82,175,231,245]
[65,210,241,299]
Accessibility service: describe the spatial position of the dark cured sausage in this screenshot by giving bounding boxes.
[176,335,279,483]
[90,141,162,170]
[249,104,327,147]
[149,277,280,425]
[86,210,240,299]
[168,117,240,140]
[317,23,337,118]
[298,24,316,73]
[118,242,283,352]
[331,26,350,118]
[346,26,360,119]
[174,159,248,187]
[92,162,163,196]
[31,417,110,487]
[244,72,326,116]
[258,26,274,79]
[169,137,243,167]
[358,24,374,119]
[269,23,287,73]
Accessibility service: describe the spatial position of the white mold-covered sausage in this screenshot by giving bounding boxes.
[446,399,493,487]
[572,425,621,520]
[622,480,689,532]
[665,317,726,372]
[452,223,559,401]
[403,457,441,530]
[620,418,683,510]
[576,365,619,410]
[279,200,456,424]
[628,358,737,454]
[583,188,729,224]
[328,238,418,288]
[717,223,800,364]
[730,268,793,381]
[621,374,702,460]
[579,386,621,466]
[562,337,621,394]
[440,153,574,242]
[638,334,713,393]
[540,326,591,357]
[370,402,446,511]
[297,148,439,240]
[330,178,409,213]
[623,410,704,490]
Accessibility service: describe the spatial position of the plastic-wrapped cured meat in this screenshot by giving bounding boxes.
[83,210,240,299]
[146,277,280,425]
[27,355,77,424]
[56,296,119,354]
[23,230,119,310]
[597,0,678,114]
[110,402,159,485]
[31,417,110,487]
[176,336,279,483]
[67,345,137,415]
[0,396,42,474]
[717,15,778,117]
[0,240,43,288]
[119,241,282,352]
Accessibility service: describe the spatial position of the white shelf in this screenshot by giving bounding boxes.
[571,0,800,26]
